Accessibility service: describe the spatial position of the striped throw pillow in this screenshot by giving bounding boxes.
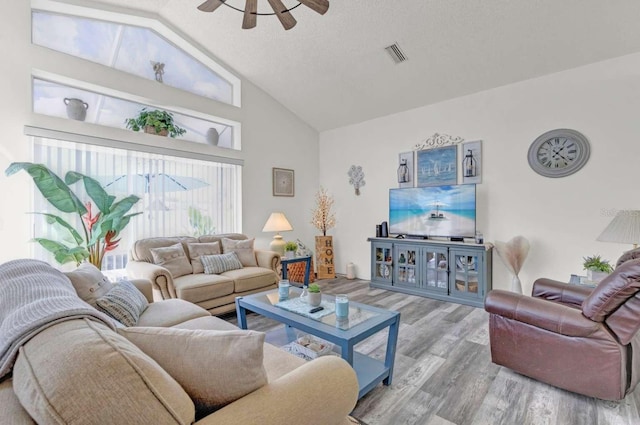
[201,252,244,274]
[96,280,149,327]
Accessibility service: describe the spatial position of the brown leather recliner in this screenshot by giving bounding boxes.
[485,250,640,400]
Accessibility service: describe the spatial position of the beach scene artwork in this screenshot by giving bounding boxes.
[416,146,457,187]
[389,185,476,238]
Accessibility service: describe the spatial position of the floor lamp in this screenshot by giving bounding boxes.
[262,212,293,256]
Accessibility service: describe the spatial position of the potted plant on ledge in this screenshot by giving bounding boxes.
[307,283,322,307]
[125,108,186,138]
[583,255,613,283]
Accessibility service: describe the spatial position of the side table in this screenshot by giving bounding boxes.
[569,274,597,288]
[281,255,312,288]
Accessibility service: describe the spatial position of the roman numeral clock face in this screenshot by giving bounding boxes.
[527,129,590,177]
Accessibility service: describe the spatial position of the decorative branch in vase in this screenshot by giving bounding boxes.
[495,235,530,294]
[311,187,336,279]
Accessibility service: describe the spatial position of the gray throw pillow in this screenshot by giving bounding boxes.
[96,280,149,326]
[201,252,244,274]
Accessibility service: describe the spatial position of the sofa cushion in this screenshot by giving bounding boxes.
[138,299,211,328]
[13,319,195,425]
[63,262,114,307]
[0,378,34,425]
[95,280,149,326]
[118,327,267,419]
[150,242,193,278]
[221,238,258,267]
[222,266,278,293]
[173,273,235,304]
[172,315,239,331]
[202,252,244,274]
[186,242,221,274]
[130,236,198,263]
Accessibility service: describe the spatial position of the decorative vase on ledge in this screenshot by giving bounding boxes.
[587,269,608,283]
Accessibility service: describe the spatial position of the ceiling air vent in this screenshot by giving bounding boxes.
[385,42,407,64]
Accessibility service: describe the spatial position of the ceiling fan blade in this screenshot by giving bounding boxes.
[298,0,329,15]
[197,0,225,13]
[267,0,297,30]
[242,0,257,29]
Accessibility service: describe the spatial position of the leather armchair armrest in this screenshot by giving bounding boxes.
[532,278,593,308]
[485,289,600,337]
[194,356,358,425]
[255,249,281,271]
[128,278,153,303]
[126,261,176,299]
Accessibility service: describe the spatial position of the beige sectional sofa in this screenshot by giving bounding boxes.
[0,261,359,425]
[126,233,279,315]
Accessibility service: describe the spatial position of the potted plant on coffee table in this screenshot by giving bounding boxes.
[583,255,613,283]
[125,108,186,138]
[307,283,322,307]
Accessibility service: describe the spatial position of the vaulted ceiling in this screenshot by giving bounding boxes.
[87,0,640,131]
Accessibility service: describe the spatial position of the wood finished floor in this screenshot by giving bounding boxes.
[224,277,640,425]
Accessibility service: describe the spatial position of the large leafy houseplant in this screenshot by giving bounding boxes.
[125,108,186,138]
[5,162,142,269]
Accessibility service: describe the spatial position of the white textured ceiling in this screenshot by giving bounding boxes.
[86,0,640,131]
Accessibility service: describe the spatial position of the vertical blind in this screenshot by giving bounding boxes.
[32,136,242,269]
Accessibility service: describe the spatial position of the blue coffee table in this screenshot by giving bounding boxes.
[235,287,400,399]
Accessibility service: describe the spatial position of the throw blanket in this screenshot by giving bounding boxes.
[0,259,116,379]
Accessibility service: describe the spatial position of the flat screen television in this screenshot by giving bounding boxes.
[389,185,476,238]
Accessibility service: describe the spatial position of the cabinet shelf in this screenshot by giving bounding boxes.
[368,238,492,308]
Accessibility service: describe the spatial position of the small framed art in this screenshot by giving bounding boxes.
[461,140,482,184]
[273,168,295,197]
[398,152,414,188]
[416,145,457,187]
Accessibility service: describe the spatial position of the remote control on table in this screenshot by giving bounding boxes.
[309,306,324,313]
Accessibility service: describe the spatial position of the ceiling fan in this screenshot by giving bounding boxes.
[197,0,329,30]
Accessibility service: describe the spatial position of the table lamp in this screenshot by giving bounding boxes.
[262,212,293,256]
[597,210,640,249]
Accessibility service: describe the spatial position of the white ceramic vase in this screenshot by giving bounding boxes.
[511,275,523,294]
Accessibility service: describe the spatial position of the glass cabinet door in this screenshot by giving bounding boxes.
[372,242,393,284]
[394,245,419,287]
[450,250,482,298]
[424,248,448,293]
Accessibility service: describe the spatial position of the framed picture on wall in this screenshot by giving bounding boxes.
[416,146,457,186]
[461,140,482,184]
[398,151,414,188]
[272,168,295,197]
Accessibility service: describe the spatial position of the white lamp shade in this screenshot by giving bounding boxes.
[262,212,293,233]
[597,210,640,246]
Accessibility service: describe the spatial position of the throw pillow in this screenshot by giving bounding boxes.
[64,262,114,307]
[201,252,244,274]
[221,238,257,267]
[150,243,193,278]
[117,327,267,419]
[186,242,221,274]
[95,280,149,327]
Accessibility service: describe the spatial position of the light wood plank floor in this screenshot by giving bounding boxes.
[225,277,640,425]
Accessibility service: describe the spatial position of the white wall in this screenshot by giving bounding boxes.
[0,2,319,263]
[320,52,640,294]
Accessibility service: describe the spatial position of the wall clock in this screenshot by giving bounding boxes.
[527,129,590,178]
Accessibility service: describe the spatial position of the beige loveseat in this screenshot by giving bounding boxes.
[0,261,359,425]
[126,233,279,315]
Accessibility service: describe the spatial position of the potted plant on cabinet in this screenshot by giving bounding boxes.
[125,108,186,138]
[583,255,613,283]
[310,187,336,279]
[307,283,322,307]
[284,241,298,259]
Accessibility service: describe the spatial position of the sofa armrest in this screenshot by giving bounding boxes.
[255,249,281,271]
[194,356,358,425]
[532,278,593,308]
[485,290,600,337]
[126,261,176,299]
[128,278,153,303]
